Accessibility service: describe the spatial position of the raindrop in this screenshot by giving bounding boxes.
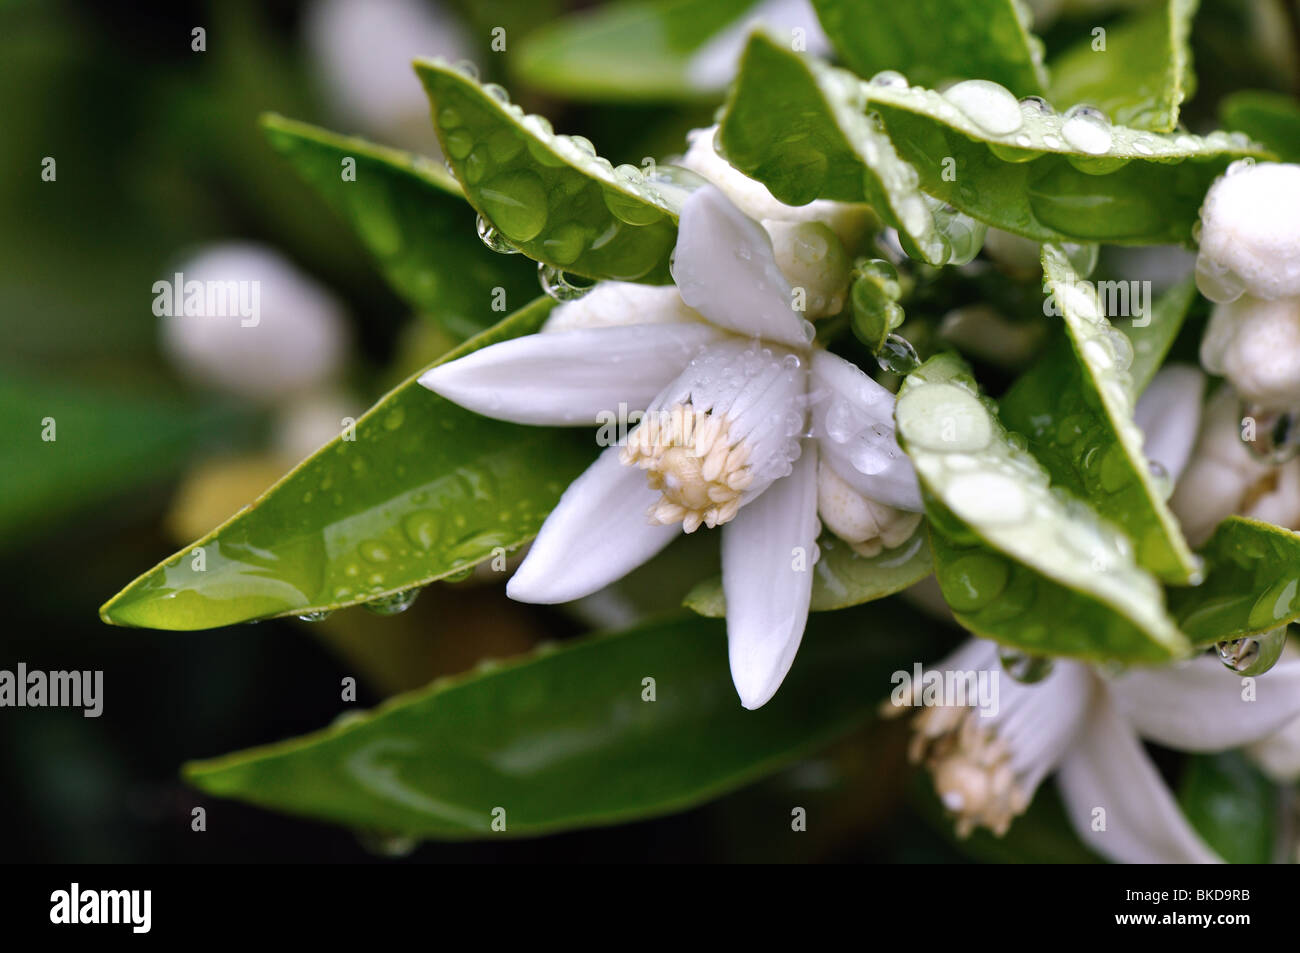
[1018,95,1054,116]
[481,83,510,104]
[476,214,520,254]
[538,263,594,301]
[942,80,1023,136]
[876,334,920,374]
[868,70,909,89]
[998,647,1055,684]
[297,610,332,622]
[1061,242,1099,278]
[453,60,480,81]
[1060,104,1113,155]
[1195,254,1246,304]
[1216,628,1288,676]
[365,588,422,616]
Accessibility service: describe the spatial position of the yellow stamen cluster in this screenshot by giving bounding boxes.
[620,402,754,533]
[885,698,1029,838]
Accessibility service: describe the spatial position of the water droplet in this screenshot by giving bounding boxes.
[453,60,479,81]
[538,262,593,301]
[1195,254,1246,304]
[365,588,422,616]
[943,552,1010,611]
[479,171,548,242]
[297,610,332,622]
[1060,104,1113,155]
[1018,95,1054,116]
[942,80,1023,136]
[1216,628,1288,676]
[476,214,519,254]
[933,204,988,266]
[869,70,909,89]
[359,540,392,563]
[998,647,1054,683]
[876,333,920,374]
[481,82,510,104]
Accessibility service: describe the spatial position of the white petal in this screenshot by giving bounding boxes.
[1197,162,1300,301]
[540,282,703,333]
[1246,713,1300,782]
[506,445,680,603]
[809,349,922,510]
[671,185,806,347]
[1133,363,1204,485]
[721,444,818,709]
[1109,653,1300,751]
[419,324,724,425]
[1058,692,1222,864]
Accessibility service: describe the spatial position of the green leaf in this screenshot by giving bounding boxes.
[1221,90,1300,163]
[1118,275,1197,395]
[416,60,680,283]
[260,114,535,339]
[718,35,1263,248]
[184,604,945,839]
[100,298,597,631]
[718,34,950,263]
[1000,245,1198,583]
[683,524,933,616]
[1167,517,1300,645]
[0,377,237,550]
[512,0,757,101]
[810,0,1047,97]
[1048,0,1199,132]
[895,352,1188,662]
[1178,751,1277,864]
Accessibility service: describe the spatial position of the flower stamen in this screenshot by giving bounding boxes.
[621,402,754,533]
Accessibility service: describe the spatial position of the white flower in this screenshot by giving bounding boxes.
[160,243,347,403]
[901,638,1300,863]
[1246,641,1300,783]
[1169,381,1300,544]
[304,0,472,154]
[421,184,921,708]
[684,0,831,93]
[1196,161,1300,303]
[1200,294,1300,412]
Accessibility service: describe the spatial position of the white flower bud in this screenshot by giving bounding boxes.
[160,243,348,403]
[765,220,850,319]
[1200,294,1300,411]
[1169,384,1274,544]
[1196,161,1300,302]
[817,459,922,556]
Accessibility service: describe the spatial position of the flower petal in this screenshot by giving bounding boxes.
[1109,653,1300,751]
[506,444,680,603]
[809,350,922,510]
[419,323,725,425]
[1133,363,1205,486]
[540,282,703,333]
[1058,692,1222,864]
[671,185,805,348]
[721,444,819,709]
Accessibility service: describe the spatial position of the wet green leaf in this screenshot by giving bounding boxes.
[896,352,1187,662]
[717,35,1263,248]
[683,525,933,616]
[100,298,597,631]
[1000,245,1198,583]
[416,60,680,283]
[810,0,1047,97]
[1178,751,1277,864]
[1221,90,1300,163]
[512,0,756,101]
[185,603,944,839]
[1167,517,1300,645]
[260,114,535,339]
[1049,0,1199,132]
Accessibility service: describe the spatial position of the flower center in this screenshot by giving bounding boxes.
[907,705,1030,838]
[620,402,755,533]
